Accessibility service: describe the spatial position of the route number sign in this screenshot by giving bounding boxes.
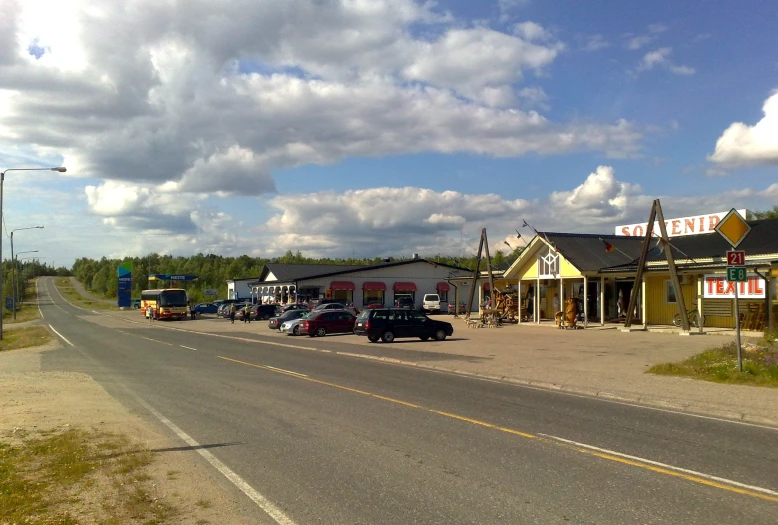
[726,266,747,282]
[726,250,745,266]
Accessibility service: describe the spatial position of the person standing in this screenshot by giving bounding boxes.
[229,303,236,324]
[190,303,196,320]
[244,303,251,323]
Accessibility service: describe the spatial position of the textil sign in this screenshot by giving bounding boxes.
[615,209,747,237]
[117,261,132,308]
[703,274,766,299]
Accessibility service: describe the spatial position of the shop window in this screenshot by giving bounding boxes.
[438,290,448,302]
[665,280,677,304]
[363,290,385,305]
[332,290,353,303]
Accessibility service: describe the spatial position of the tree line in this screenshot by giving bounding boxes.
[69,248,523,304]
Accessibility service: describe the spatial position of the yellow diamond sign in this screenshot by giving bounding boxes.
[715,208,750,248]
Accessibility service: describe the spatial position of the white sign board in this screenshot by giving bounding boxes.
[703,274,766,299]
[615,209,747,237]
[204,288,218,296]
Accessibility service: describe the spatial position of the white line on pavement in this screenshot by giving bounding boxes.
[539,433,778,497]
[91,310,99,314]
[36,279,44,319]
[132,395,297,525]
[180,345,198,351]
[49,325,74,347]
[264,365,307,377]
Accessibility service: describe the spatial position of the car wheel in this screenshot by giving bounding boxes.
[293,326,300,336]
[315,327,326,337]
[381,331,395,343]
[419,336,430,341]
[434,329,447,341]
[368,336,379,343]
[263,314,270,320]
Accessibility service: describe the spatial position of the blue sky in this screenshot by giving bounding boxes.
[1,0,776,266]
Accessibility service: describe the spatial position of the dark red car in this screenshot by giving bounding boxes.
[299,310,356,337]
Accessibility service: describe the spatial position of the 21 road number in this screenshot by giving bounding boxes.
[726,250,745,266]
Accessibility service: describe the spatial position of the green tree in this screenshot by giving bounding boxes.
[749,206,778,220]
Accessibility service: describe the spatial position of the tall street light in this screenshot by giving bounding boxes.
[11,226,44,320]
[13,249,39,319]
[0,166,66,340]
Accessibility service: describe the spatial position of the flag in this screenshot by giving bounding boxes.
[654,237,668,255]
[603,240,615,252]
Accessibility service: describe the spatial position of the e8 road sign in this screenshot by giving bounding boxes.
[726,250,745,266]
[726,266,747,283]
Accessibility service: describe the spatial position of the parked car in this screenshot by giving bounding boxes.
[307,298,346,310]
[130,298,141,309]
[312,302,349,313]
[422,294,441,314]
[280,312,314,336]
[354,308,453,343]
[194,303,219,315]
[394,295,416,309]
[256,304,281,320]
[217,303,232,317]
[447,302,467,315]
[281,304,308,313]
[268,309,308,330]
[299,310,357,337]
[366,301,384,309]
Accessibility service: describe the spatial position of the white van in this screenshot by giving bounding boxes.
[422,294,441,314]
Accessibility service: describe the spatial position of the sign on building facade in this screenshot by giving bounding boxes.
[703,274,766,299]
[615,209,748,237]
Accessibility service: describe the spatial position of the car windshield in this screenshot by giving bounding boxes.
[159,290,188,307]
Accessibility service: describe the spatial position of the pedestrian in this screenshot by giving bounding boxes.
[149,304,154,321]
[190,303,196,320]
[244,303,251,323]
[229,303,236,323]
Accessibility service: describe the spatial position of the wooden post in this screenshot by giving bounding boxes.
[583,276,589,328]
[641,279,647,329]
[482,228,496,319]
[624,203,657,329]
[697,275,704,334]
[600,276,605,325]
[465,231,485,317]
[654,201,691,333]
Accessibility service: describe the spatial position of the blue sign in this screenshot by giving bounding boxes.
[148,274,198,282]
[117,262,132,308]
[5,296,14,310]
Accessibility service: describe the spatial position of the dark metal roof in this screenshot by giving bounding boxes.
[539,232,645,272]
[261,263,367,282]
[601,218,778,272]
[251,259,469,286]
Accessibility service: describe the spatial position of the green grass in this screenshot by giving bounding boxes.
[1,427,180,524]
[0,325,53,352]
[3,280,43,323]
[53,277,119,310]
[647,341,778,387]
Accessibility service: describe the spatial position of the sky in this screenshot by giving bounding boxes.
[1,0,777,267]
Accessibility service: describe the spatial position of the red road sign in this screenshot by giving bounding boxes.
[726,250,745,266]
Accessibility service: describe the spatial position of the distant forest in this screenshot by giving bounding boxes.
[8,206,774,305]
[68,248,522,304]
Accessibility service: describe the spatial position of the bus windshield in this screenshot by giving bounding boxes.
[159,290,188,307]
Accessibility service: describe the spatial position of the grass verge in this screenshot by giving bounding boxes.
[53,277,118,310]
[3,280,42,324]
[647,341,778,387]
[0,325,53,352]
[1,426,179,524]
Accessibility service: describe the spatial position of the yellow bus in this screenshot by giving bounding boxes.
[141,289,189,320]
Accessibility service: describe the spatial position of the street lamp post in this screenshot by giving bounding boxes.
[11,226,44,320]
[13,249,39,319]
[1,166,66,340]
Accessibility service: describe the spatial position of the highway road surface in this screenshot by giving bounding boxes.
[37,277,778,524]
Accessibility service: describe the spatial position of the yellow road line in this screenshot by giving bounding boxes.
[218,355,778,504]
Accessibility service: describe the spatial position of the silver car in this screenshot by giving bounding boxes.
[280,312,314,336]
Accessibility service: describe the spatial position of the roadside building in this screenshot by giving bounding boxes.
[226,277,262,301]
[494,218,777,330]
[247,258,468,309]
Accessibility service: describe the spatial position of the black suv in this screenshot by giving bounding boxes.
[354,308,453,343]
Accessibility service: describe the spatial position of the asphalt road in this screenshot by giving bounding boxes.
[37,277,778,524]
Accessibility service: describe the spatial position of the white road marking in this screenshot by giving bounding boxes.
[180,345,198,351]
[133,397,297,525]
[49,325,74,347]
[91,310,99,314]
[264,365,308,377]
[539,433,778,497]
[36,279,44,319]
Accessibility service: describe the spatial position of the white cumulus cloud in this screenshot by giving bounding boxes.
[708,90,778,166]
